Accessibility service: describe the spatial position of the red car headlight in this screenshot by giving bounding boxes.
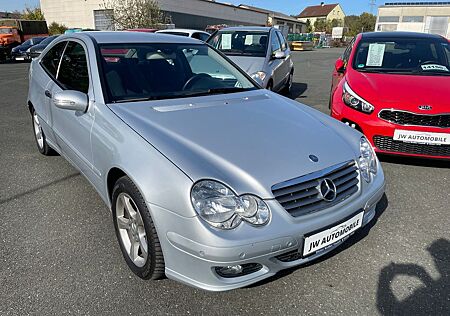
[342,82,374,114]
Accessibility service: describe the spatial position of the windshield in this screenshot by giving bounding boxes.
[0,28,13,34]
[353,38,450,76]
[99,43,258,103]
[207,31,269,57]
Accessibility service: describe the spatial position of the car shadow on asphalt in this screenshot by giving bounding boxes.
[379,154,450,169]
[376,238,450,315]
[289,82,308,100]
[246,193,389,289]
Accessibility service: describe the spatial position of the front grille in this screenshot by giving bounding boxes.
[374,135,450,157]
[272,161,359,217]
[379,110,450,128]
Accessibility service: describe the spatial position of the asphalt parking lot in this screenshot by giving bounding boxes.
[1,49,449,315]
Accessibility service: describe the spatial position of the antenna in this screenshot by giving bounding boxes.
[369,0,376,14]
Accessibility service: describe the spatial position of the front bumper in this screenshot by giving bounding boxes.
[148,165,385,291]
[331,100,450,160]
[11,51,29,61]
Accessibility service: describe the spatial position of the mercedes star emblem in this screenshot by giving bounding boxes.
[318,178,337,202]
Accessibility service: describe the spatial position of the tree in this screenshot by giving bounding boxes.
[48,22,68,35]
[21,6,45,20]
[313,19,328,32]
[102,0,165,29]
[306,19,313,33]
[359,12,376,33]
[344,13,376,36]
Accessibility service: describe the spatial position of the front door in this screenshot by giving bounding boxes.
[49,40,95,176]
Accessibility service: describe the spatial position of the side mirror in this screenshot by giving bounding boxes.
[273,51,286,60]
[53,90,88,112]
[335,58,346,73]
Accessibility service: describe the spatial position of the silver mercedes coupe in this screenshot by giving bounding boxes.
[27,31,385,291]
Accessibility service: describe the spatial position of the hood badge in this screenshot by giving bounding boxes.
[309,155,319,163]
[318,178,337,202]
[418,105,432,111]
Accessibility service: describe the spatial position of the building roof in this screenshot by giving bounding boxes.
[296,3,339,18]
[238,5,304,23]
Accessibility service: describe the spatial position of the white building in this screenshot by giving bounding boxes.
[375,2,450,38]
[40,0,269,30]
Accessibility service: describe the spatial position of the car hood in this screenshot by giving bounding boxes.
[347,70,450,113]
[108,90,360,198]
[227,56,266,75]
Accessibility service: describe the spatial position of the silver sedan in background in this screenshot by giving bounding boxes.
[208,26,294,93]
[27,31,385,291]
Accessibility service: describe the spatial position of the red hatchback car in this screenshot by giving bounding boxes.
[330,32,450,160]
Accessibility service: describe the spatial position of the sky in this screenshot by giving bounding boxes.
[0,0,437,16]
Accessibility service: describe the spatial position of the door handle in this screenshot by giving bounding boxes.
[45,90,52,98]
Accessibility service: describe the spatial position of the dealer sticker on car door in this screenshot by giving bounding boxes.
[394,130,450,145]
[303,212,364,257]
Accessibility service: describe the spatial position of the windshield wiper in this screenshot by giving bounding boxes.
[207,87,253,94]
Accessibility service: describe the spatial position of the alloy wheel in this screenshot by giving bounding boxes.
[33,112,44,149]
[116,193,148,267]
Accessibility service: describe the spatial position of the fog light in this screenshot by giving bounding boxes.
[214,263,263,278]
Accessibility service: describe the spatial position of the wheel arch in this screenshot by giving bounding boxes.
[107,167,127,203]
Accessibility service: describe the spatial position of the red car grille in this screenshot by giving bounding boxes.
[374,136,450,157]
[379,110,450,128]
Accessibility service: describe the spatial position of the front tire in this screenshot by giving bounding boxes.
[112,176,165,280]
[32,109,55,156]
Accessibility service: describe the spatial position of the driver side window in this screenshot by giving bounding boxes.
[41,41,67,78]
[342,37,355,65]
[57,41,90,93]
[271,32,281,54]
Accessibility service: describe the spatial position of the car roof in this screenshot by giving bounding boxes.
[156,29,209,35]
[65,31,202,44]
[361,31,445,40]
[220,26,272,32]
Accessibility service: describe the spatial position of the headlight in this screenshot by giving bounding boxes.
[359,137,378,183]
[251,71,267,82]
[343,82,374,114]
[191,180,270,230]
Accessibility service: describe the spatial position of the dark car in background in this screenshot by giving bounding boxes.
[11,36,46,61]
[26,35,59,59]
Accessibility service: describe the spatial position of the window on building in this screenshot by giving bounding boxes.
[94,9,114,31]
[402,16,424,23]
[378,16,400,23]
[377,24,398,32]
[41,41,67,78]
[58,42,89,93]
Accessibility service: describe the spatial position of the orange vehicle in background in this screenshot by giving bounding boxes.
[0,19,48,61]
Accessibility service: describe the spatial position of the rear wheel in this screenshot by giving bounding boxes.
[112,176,165,280]
[32,109,55,156]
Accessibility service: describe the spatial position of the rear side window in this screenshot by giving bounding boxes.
[41,41,67,78]
[57,41,89,93]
